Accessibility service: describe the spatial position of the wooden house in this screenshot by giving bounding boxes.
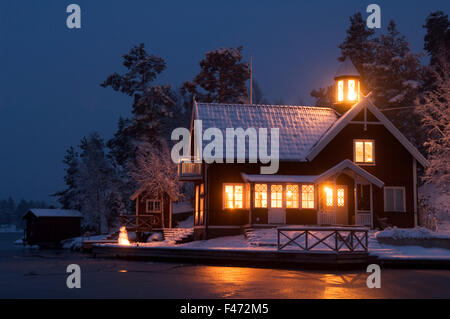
[23,208,82,246]
[123,187,173,232]
[178,58,429,239]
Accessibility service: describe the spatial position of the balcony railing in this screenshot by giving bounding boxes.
[277,226,369,253]
[178,158,202,180]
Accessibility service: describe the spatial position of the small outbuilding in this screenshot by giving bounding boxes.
[23,208,82,246]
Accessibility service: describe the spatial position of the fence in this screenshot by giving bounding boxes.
[277,226,369,253]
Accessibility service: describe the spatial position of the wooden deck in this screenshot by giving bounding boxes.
[90,244,372,268]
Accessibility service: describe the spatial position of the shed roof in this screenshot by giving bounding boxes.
[24,208,82,218]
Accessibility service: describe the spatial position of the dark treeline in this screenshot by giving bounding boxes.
[0,198,49,227]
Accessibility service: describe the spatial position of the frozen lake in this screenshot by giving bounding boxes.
[0,233,449,298]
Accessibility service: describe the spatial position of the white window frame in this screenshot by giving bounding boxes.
[223,183,244,210]
[353,139,375,165]
[146,199,161,213]
[301,184,315,209]
[254,183,268,208]
[285,184,299,209]
[383,186,406,212]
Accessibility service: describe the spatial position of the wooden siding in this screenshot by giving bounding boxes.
[199,116,418,236]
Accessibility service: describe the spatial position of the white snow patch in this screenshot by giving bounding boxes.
[177,215,194,229]
[369,231,450,260]
[375,227,450,240]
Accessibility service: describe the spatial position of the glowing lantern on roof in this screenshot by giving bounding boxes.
[334,57,361,113]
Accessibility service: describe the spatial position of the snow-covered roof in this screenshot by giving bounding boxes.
[334,57,360,78]
[172,201,193,214]
[194,103,338,161]
[25,208,82,218]
[315,159,384,188]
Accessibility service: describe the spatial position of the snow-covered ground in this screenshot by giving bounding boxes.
[62,234,108,250]
[419,183,450,234]
[375,227,450,240]
[177,215,194,229]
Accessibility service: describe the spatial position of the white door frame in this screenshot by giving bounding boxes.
[268,184,286,224]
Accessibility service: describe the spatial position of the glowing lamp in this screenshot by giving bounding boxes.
[118,226,130,246]
[334,57,361,113]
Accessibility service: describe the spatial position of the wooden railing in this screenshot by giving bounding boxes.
[120,214,161,232]
[277,226,369,253]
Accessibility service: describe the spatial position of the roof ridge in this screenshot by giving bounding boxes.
[196,102,335,111]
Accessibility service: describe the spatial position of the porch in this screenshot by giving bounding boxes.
[240,159,384,229]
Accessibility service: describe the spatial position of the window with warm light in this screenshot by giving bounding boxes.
[254,184,267,208]
[337,187,345,207]
[324,186,333,207]
[271,185,283,208]
[223,184,243,209]
[195,185,199,224]
[354,140,375,164]
[347,80,357,101]
[286,184,299,208]
[301,185,315,209]
[337,80,344,102]
[199,184,204,225]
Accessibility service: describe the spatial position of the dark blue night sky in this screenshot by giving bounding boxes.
[0,0,448,202]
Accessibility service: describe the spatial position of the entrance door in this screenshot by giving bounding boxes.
[268,184,285,224]
[335,185,348,225]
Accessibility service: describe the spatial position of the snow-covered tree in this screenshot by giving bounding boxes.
[181,46,250,103]
[364,21,423,108]
[53,146,80,210]
[310,85,334,107]
[130,141,182,202]
[423,11,450,66]
[76,133,124,233]
[101,43,177,145]
[415,52,450,191]
[339,12,375,82]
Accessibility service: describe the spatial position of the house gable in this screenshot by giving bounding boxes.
[306,95,429,168]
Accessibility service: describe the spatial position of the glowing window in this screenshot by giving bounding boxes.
[254,184,268,208]
[223,184,243,209]
[337,188,345,207]
[337,80,344,102]
[324,187,333,207]
[271,185,283,208]
[286,184,299,208]
[195,186,199,224]
[301,185,315,209]
[348,79,357,101]
[354,140,375,164]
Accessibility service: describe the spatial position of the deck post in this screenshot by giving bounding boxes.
[369,183,373,229]
[277,229,280,250]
